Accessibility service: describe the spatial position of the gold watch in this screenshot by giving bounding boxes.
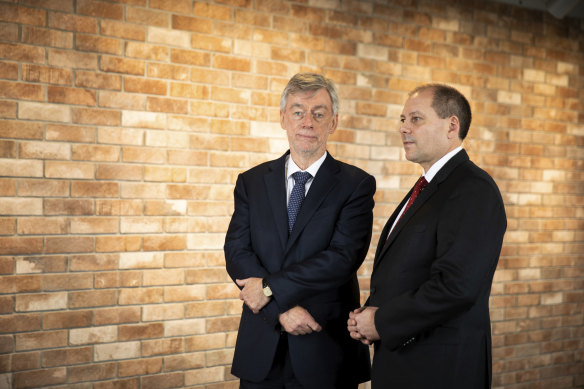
[262,278,272,297]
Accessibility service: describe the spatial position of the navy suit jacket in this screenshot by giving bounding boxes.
[368,150,506,389]
[224,151,374,388]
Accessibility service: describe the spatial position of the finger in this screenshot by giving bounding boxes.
[305,319,320,332]
[236,279,246,287]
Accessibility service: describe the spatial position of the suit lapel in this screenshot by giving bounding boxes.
[286,153,339,251]
[373,150,470,270]
[264,152,289,251]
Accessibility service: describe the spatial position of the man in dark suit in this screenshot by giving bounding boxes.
[348,84,507,389]
[225,73,374,389]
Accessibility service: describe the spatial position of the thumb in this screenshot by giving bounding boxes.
[236,279,246,287]
[308,318,322,332]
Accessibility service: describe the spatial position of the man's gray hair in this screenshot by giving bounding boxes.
[280,73,339,116]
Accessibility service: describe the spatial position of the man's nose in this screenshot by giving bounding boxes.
[302,113,314,127]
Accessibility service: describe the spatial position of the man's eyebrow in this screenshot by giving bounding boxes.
[401,110,423,118]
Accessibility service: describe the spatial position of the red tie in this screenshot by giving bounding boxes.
[400,176,428,219]
[385,176,428,243]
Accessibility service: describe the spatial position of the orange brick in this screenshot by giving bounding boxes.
[67,362,116,383]
[164,285,205,302]
[21,64,73,85]
[48,48,97,69]
[15,330,67,351]
[70,217,119,234]
[119,287,164,305]
[119,323,163,341]
[76,70,121,90]
[22,26,73,48]
[141,372,184,388]
[43,199,93,216]
[69,290,117,309]
[96,164,143,181]
[16,256,67,274]
[171,48,211,66]
[126,41,168,61]
[100,55,145,75]
[71,181,119,198]
[94,307,141,325]
[9,351,41,371]
[13,367,66,388]
[0,313,41,333]
[41,346,93,367]
[95,200,142,216]
[118,357,162,377]
[127,7,168,27]
[147,96,188,113]
[0,217,15,235]
[77,0,123,19]
[0,100,17,118]
[72,107,121,126]
[100,20,145,41]
[142,338,184,357]
[17,217,68,235]
[185,301,225,318]
[164,352,205,371]
[48,12,97,33]
[0,80,44,101]
[0,22,19,42]
[193,3,231,21]
[46,124,96,143]
[72,145,120,162]
[121,147,166,164]
[43,310,93,329]
[125,76,167,95]
[148,63,189,80]
[76,34,123,55]
[144,166,186,183]
[45,236,94,254]
[0,237,43,255]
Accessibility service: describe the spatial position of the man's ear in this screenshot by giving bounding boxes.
[329,114,338,134]
[447,116,460,139]
[280,110,285,130]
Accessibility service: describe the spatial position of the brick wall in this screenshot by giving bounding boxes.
[0,0,582,388]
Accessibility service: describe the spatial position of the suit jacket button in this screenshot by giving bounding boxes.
[370,287,376,294]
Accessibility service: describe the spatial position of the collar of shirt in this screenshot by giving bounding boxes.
[387,146,463,237]
[285,151,327,203]
[423,146,463,183]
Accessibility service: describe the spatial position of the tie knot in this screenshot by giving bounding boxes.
[416,176,428,190]
[292,171,312,185]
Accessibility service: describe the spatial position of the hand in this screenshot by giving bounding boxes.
[236,278,270,314]
[347,306,380,345]
[279,306,322,335]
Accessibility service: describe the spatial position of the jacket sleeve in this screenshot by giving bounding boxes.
[224,173,281,327]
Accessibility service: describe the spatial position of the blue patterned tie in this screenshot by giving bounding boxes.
[288,171,312,234]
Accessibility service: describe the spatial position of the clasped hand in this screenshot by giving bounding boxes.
[347,306,380,345]
[236,277,270,314]
[236,277,321,336]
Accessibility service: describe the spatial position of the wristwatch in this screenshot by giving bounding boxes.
[262,278,273,297]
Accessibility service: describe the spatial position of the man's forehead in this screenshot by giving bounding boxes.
[402,92,433,114]
[287,90,332,108]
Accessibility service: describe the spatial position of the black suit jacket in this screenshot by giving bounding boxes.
[368,150,506,389]
[224,151,374,389]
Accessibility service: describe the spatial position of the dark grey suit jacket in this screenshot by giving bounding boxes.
[224,151,374,389]
[368,150,506,389]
